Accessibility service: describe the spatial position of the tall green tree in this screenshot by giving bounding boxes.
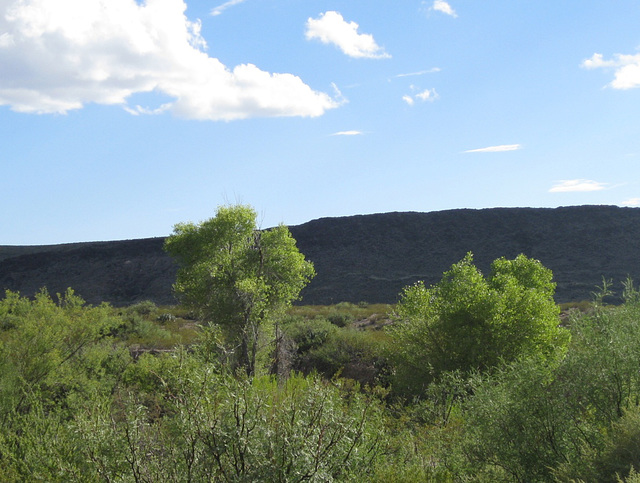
[389,252,569,397]
[164,205,315,375]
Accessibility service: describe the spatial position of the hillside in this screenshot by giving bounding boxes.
[1,205,639,305]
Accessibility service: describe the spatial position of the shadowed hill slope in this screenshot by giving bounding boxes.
[0,238,175,306]
[2,206,639,305]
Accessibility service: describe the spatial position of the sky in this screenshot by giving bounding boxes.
[2,0,640,245]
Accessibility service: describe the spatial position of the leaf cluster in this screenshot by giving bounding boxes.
[389,252,569,397]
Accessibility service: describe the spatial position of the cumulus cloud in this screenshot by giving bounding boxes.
[464,144,521,153]
[582,52,640,89]
[331,130,363,136]
[549,179,608,193]
[305,11,390,59]
[431,1,458,18]
[0,0,338,119]
[210,0,247,16]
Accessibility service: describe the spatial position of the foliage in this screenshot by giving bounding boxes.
[0,290,395,481]
[461,358,574,481]
[595,405,640,482]
[127,300,157,316]
[103,301,199,348]
[164,204,315,375]
[11,253,640,480]
[279,314,390,387]
[458,281,640,481]
[75,355,388,482]
[288,303,391,331]
[327,311,355,327]
[0,289,124,417]
[283,315,339,354]
[0,289,131,480]
[388,252,569,397]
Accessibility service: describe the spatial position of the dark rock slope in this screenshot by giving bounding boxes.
[0,238,177,306]
[1,206,639,306]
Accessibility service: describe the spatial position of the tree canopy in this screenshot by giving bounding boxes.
[389,252,569,396]
[164,204,315,374]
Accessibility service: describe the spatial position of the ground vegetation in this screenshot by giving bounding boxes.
[4,218,640,481]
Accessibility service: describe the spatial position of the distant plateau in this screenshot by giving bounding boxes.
[2,205,639,306]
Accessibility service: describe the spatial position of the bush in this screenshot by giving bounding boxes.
[458,287,640,481]
[327,311,355,327]
[596,405,640,482]
[301,329,388,385]
[283,316,338,353]
[75,361,388,482]
[462,358,574,481]
[127,300,157,316]
[388,253,569,398]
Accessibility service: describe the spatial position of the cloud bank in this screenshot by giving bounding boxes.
[549,179,607,193]
[464,144,521,153]
[582,52,640,89]
[305,11,390,59]
[0,0,338,120]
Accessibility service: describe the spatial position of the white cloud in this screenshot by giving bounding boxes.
[331,130,363,136]
[431,1,458,18]
[620,197,640,207]
[415,88,438,101]
[582,52,640,89]
[305,11,390,59]
[403,86,439,105]
[394,68,441,78]
[549,179,608,193]
[464,144,521,153]
[0,0,339,120]
[211,0,247,16]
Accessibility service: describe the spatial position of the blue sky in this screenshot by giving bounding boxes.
[2,0,640,245]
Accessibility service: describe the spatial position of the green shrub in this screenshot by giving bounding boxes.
[109,309,178,348]
[127,318,175,347]
[327,311,355,327]
[126,300,157,316]
[458,287,640,481]
[595,405,640,482]
[461,358,574,481]
[75,359,388,482]
[301,328,388,385]
[283,316,338,353]
[0,289,123,415]
[0,290,133,481]
[620,468,640,483]
[389,253,569,398]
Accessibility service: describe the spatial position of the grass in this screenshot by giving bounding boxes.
[558,300,592,313]
[112,301,393,351]
[288,302,393,330]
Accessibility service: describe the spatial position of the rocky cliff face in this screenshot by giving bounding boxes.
[2,206,639,306]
